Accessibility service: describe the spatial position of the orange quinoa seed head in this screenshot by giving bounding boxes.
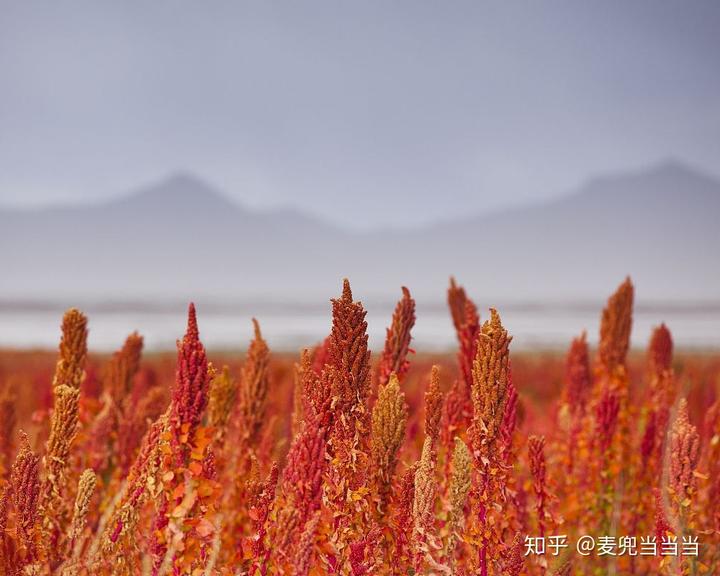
[376,286,416,387]
[598,277,634,375]
[54,308,88,390]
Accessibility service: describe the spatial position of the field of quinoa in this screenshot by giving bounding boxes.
[0,277,718,576]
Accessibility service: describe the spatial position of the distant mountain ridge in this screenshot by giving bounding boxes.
[1,161,718,302]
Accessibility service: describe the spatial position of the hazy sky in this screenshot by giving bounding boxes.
[1,1,719,228]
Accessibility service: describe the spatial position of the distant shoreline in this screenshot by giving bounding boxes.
[2,298,719,315]
[2,303,719,352]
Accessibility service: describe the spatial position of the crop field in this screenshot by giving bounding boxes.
[0,277,718,575]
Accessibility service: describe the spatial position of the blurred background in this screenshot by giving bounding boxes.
[1,1,719,351]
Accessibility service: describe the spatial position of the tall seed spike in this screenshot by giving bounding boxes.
[69,469,97,545]
[424,366,444,443]
[371,373,408,512]
[11,431,41,561]
[53,308,88,390]
[342,277,353,302]
[598,277,634,374]
[377,286,416,387]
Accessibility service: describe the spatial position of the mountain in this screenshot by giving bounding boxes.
[1,161,719,303]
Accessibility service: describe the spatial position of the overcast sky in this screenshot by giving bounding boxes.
[1,1,719,228]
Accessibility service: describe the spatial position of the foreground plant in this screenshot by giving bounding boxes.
[0,276,717,575]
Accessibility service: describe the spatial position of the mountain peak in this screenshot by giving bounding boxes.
[160,171,217,191]
[578,159,720,201]
[117,171,238,211]
[2,161,719,301]
[644,158,719,185]
[652,157,696,174]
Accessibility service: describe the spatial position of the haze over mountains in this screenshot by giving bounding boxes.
[1,160,719,306]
